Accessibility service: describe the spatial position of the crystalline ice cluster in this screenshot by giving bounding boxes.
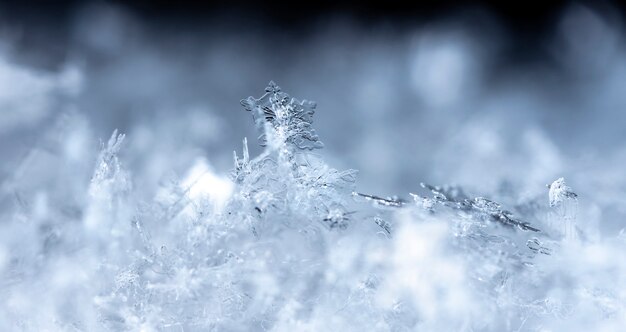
[0,83,625,331]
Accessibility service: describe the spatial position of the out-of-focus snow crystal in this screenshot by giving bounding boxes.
[90,129,130,197]
[181,157,234,211]
[547,177,580,241]
[548,177,578,207]
[85,129,131,232]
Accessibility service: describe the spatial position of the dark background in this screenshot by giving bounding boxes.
[1,0,623,69]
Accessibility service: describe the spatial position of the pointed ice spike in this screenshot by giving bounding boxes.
[547,177,579,241]
[242,137,249,163]
[108,128,119,147]
[266,80,281,92]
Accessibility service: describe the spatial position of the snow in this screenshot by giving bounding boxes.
[1,5,626,329]
[549,177,578,208]
[1,79,625,331]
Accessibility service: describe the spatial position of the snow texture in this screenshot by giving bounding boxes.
[1,80,625,331]
[1,6,626,329]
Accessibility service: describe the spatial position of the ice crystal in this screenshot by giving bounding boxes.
[548,177,578,208]
[90,129,130,196]
[547,177,579,241]
[414,182,540,232]
[231,137,251,182]
[2,82,625,332]
[241,81,324,150]
[353,192,406,208]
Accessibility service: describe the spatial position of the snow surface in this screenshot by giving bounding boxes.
[1,81,625,331]
[1,4,626,331]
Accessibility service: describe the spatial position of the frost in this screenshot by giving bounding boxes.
[232,137,251,182]
[85,129,132,232]
[1,83,625,331]
[548,177,578,207]
[241,81,324,150]
[414,182,541,232]
[374,216,392,236]
[90,129,131,197]
[353,192,406,208]
[547,177,580,241]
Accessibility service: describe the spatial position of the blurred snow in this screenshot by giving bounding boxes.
[1,2,626,331]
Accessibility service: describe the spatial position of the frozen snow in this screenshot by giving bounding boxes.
[2,82,625,331]
[1,4,626,330]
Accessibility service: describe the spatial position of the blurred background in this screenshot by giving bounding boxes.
[1,0,625,229]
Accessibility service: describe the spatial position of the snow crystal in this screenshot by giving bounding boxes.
[241,81,324,150]
[548,177,580,241]
[1,82,625,331]
[548,177,578,208]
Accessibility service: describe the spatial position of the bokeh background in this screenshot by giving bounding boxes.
[2,2,626,330]
[1,0,625,230]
